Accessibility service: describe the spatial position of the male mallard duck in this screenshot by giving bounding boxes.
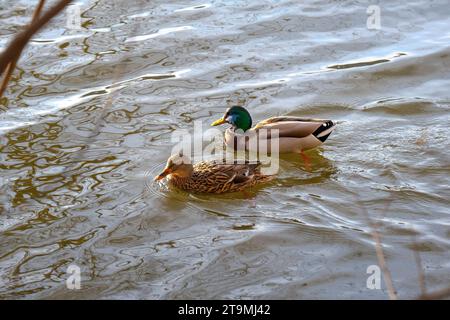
[154,153,273,193]
[211,106,336,154]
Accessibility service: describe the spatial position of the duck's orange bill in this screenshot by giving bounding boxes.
[154,168,172,181]
[211,118,226,126]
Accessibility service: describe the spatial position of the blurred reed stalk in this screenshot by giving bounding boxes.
[364,200,398,300]
[411,234,427,296]
[361,192,450,300]
[0,0,72,98]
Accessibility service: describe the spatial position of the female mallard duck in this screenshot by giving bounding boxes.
[211,106,336,154]
[154,153,273,193]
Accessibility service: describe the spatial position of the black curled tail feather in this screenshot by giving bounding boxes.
[312,120,335,143]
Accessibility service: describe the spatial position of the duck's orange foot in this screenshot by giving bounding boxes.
[300,150,312,171]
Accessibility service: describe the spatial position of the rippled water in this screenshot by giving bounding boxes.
[1,0,449,299]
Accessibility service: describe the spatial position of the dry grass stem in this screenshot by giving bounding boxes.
[0,0,72,96]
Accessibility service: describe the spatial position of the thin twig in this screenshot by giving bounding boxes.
[411,234,427,297]
[0,0,72,77]
[0,60,16,98]
[369,221,398,300]
[359,197,398,300]
[32,0,47,22]
[0,0,47,97]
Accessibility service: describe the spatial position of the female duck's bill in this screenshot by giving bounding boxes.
[154,153,193,181]
[154,168,171,181]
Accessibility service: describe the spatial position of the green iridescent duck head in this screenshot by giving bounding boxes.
[211,106,252,132]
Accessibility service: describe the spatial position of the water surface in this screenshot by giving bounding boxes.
[0,0,449,299]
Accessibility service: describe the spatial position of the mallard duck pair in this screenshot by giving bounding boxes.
[155,106,336,194]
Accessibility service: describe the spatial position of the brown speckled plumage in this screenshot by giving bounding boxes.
[155,155,272,194]
[169,161,272,193]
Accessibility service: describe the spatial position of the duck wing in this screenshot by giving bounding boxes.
[253,116,335,139]
[194,161,264,184]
